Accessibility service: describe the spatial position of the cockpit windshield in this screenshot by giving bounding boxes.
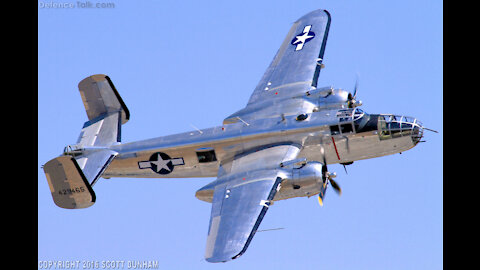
[353,108,365,120]
[329,108,371,135]
[353,108,375,133]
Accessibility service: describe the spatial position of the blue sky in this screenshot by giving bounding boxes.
[38,1,442,269]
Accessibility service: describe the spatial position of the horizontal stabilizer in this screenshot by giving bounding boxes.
[43,156,96,209]
[76,149,118,186]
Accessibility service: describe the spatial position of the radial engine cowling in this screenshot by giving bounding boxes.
[274,161,325,201]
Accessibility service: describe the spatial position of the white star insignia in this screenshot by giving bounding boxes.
[150,154,172,173]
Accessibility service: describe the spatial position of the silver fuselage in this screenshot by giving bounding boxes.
[102,106,422,200]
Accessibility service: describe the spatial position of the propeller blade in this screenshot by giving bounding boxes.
[317,145,342,207]
[321,149,328,180]
[318,195,324,206]
[348,75,360,108]
[318,148,327,207]
[353,77,359,99]
[329,178,342,196]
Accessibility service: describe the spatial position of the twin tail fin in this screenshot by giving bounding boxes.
[43,74,128,209]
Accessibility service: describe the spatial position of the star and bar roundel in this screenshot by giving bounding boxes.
[291,25,315,51]
[138,152,184,174]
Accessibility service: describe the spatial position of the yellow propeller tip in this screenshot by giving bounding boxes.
[318,196,323,206]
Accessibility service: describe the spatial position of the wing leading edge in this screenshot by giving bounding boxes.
[203,144,301,262]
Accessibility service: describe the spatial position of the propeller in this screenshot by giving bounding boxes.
[347,76,362,108]
[323,164,341,195]
[318,148,342,206]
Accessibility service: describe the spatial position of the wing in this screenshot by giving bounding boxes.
[203,144,300,262]
[247,9,331,105]
[223,9,332,124]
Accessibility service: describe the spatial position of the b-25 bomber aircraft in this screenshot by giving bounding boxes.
[43,9,433,263]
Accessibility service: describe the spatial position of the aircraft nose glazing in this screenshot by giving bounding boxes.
[378,114,424,144]
[411,120,424,145]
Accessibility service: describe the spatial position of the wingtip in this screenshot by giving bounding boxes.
[205,246,246,263]
[205,255,235,263]
[296,9,331,22]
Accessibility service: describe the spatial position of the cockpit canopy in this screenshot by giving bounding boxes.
[329,109,424,144]
[330,108,367,135]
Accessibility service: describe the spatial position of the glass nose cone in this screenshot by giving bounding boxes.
[377,115,424,144]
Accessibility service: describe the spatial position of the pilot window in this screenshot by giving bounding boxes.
[196,149,217,163]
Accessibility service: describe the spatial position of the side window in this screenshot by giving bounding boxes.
[196,149,217,163]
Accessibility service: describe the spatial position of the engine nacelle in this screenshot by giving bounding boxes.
[274,161,325,201]
[195,161,327,203]
[223,88,353,125]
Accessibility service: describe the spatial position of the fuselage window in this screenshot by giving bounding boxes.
[196,149,217,163]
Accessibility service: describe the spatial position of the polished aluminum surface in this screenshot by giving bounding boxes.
[43,9,428,264]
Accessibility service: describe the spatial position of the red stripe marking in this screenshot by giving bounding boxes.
[331,137,341,160]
